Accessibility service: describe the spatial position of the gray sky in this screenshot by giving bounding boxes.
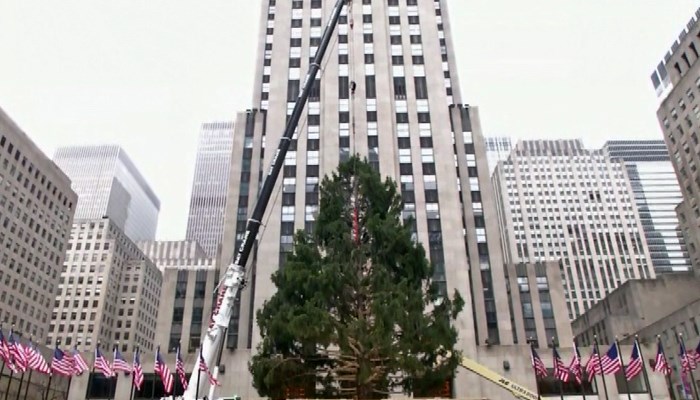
[0,1,697,240]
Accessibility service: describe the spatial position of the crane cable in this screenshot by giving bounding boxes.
[347,0,360,246]
[210,17,342,312]
[247,33,342,277]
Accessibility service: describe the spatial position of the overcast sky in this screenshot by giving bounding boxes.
[0,1,698,240]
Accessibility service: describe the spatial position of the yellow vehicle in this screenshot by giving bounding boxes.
[458,356,539,400]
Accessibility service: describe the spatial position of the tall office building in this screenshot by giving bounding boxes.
[49,219,162,352]
[185,122,234,258]
[53,145,160,241]
[138,240,217,354]
[0,107,77,344]
[603,140,691,273]
[504,261,573,347]
[651,7,700,271]
[484,136,513,176]
[217,0,512,396]
[492,139,655,319]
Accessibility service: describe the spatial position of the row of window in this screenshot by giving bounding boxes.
[0,134,74,210]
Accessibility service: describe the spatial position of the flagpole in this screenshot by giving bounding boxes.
[129,377,136,400]
[43,373,52,400]
[5,326,16,400]
[657,337,676,400]
[0,362,5,399]
[21,369,31,400]
[529,339,542,400]
[150,349,156,400]
[173,344,178,399]
[129,345,139,400]
[615,338,632,400]
[130,346,138,400]
[14,371,24,400]
[679,333,699,400]
[15,335,30,400]
[13,333,25,400]
[593,335,610,400]
[195,361,201,400]
[64,374,72,400]
[635,336,654,400]
[553,338,564,400]
[5,370,14,400]
[150,373,156,400]
[575,340,586,400]
[109,344,117,400]
[194,368,202,400]
[85,343,97,400]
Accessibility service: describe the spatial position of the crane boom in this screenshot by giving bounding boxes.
[182,1,349,399]
[458,356,539,400]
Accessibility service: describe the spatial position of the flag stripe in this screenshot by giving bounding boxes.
[625,341,642,381]
[133,350,144,391]
[155,348,173,394]
[51,348,74,376]
[199,350,220,387]
[73,349,89,375]
[94,348,113,378]
[531,347,548,378]
[553,348,569,382]
[26,344,50,374]
[176,347,188,390]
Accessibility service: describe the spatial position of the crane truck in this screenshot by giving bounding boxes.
[180,0,539,399]
[181,0,349,399]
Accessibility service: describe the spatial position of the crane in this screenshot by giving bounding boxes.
[180,0,539,398]
[457,356,539,400]
[181,0,349,399]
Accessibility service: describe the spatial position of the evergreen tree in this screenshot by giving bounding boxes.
[249,157,464,399]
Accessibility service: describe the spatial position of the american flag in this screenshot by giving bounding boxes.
[199,350,220,386]
[530,345,548,378]
[72,347,89,375]
[154,346,173,394]
[0,328,10,364]
[176,345,188,390]
[654,341,672,375]
[553,347,569,381]
[625,340,643,381]
[585,347,602,379]
[568,343,583,384]
[112,347,132,375]
[132,349,144,391]
[50,347,74,376]
[7,331,27,373]
[94,346,113,378]
[25,343,50,374]
[600,343,622,375]
[680,341,696,372]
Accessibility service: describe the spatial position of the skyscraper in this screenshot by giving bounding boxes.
[218,1,511,396]
[53,145,160,242]
[651,7,700,271]
[603,140,691,273]
[492,139,655,319]
[138,240,217,354]
[0,107,77,344]
[49,219,162,352]
[484,136,513,176]
[185,122,234,258]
